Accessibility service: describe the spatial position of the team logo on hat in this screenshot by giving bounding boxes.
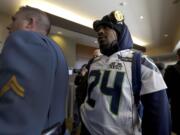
[113,11,124,22]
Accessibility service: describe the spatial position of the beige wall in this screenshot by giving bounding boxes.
[75,44,97,68]
[50,34,76,68]
[0,13,10,51]
[146,45,173,56]
[76,44,96,59]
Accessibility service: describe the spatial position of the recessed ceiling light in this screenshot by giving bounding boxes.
[164,34,168,38]
[140,16,144,20]
[120,2,127,6]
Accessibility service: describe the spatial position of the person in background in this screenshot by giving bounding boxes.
[74,64,88,109]
[74,49,102,109]
[155,62,165,75]
[74,49,101,135]
[0,6,68,135]
[164,48,180,135]
[80,10,171,135]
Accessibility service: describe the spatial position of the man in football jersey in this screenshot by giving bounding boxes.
[80,11,171,135]
[0,6,68,135]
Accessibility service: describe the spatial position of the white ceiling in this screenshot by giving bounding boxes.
[0,0,180,54]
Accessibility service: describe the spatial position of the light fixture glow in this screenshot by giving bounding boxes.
[57,31,62,35]
[132,36,148,46]
[173,40,180,52]
[50,35,66,48]
[20,0,93,28]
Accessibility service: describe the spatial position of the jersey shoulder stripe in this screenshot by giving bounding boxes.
[141,56,159,72]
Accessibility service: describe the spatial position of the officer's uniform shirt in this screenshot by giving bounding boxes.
[0,30,68,135]
[81,49,167,135]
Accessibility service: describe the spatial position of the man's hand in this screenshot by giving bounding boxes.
[81,67,88,76]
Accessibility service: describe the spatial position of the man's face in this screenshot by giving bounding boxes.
[96,25,118,54]
[7,11,29,34]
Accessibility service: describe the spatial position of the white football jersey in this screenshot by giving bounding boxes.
[81,49,167,135]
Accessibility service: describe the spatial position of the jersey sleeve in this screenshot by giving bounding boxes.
[140,56,171,135]
[140,56,167,95]
[0,31,55,135]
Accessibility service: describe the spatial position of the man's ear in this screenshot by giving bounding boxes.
[26,17,36,30]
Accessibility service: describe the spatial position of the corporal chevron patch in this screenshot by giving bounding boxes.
[0,75,24,97]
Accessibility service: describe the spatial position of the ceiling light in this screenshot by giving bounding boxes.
[120,2,127,6]
[57,31,62,35]
[94,40,98,44]
[164,34,168,38]
[140,16,144,20]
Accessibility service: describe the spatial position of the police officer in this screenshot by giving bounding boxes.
[0,6,68,135]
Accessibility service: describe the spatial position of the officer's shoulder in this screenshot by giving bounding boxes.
[7,30,47,43]
[9,30,36,38]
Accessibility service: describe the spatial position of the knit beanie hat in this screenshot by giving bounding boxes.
[93,10,124,35]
